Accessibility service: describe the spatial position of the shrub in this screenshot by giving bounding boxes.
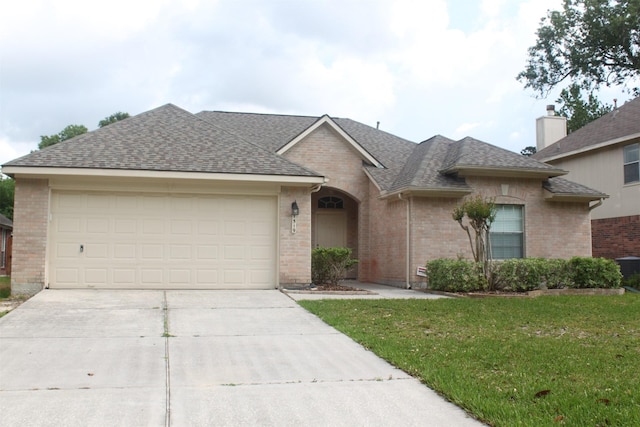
[567,257,622,289]
[622,273,640,289]
[494,258,546,292]
[493,258,574,291]
[425,259,486,292]
[311,247,359,286]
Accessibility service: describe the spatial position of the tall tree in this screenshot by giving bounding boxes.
[556,84,613,133]
[520,146,537,157]
[517,0,640,97]
[39,124,88,149]
[38,111,129,149]
[98,111,130,128]
[0,176,15,221]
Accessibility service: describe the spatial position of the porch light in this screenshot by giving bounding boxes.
[291,201,299,234]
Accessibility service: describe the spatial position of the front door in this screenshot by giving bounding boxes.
[314,211,347,248]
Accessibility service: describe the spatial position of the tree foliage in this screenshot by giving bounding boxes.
[38,111,129,149]
[452,196,496,280]
[39,124,88,149]
[517,0,640,97]
[556,83,613,132]
[98,111,130,128]
[520,146,537,156]
[0,176,15,221]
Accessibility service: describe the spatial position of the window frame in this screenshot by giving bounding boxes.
[623,143,639,185]
[490,204,524,260]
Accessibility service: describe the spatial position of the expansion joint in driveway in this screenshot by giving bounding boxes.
[163,291,171,427]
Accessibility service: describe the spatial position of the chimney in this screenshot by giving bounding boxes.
[535,104,567,151]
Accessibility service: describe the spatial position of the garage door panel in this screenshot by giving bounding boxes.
[49,192,276,289]
[85,269,108,284]
[87,218,110,233]
[114,269,136,284]
[85,244,108,259]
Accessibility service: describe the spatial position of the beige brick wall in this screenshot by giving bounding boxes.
[283,123,372,280]
[366,181,408,285]
[279,186,312,286]
[465,177,592,258]
[11,178,50,294]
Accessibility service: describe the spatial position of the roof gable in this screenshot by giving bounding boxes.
[534,96,640,161]
[276,115,384,168]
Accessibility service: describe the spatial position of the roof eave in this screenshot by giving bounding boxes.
[536,132,640,162]
[543,190,609,203]
[2,166,326,185]
[440,166,567,178]
[379,186,471,199]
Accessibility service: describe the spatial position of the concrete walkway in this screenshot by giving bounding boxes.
[0,289,483,426]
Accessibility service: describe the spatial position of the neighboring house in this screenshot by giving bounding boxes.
[2,104,605,294]
[0,213,12,276]
[533,97,640,260]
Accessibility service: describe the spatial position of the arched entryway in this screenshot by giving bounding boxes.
[311,187,359,279]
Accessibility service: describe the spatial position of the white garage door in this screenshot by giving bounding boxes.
[49,191,277,289]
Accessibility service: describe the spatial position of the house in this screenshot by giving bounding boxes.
[2,104,606,295]
[0,213,12,276]
[533,97,640,260]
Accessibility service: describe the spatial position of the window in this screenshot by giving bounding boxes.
[490,205,524,259]
[623,143,639,184]
[318,196,344,209]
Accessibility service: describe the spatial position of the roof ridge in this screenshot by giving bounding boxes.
[200,110,322,120]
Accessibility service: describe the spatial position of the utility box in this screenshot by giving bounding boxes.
[616,256,640,280]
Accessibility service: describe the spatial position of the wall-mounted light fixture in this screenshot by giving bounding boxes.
[291,200,299,234]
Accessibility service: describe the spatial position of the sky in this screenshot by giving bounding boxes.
[0,0,632,166]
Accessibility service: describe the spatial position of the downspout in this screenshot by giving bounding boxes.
[398,193,411,289]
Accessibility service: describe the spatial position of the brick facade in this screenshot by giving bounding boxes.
[278,186,313,286]
[592,215,640,259]
[11,178,50,294]
[283,123,371,282]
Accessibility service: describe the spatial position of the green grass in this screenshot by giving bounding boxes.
[0,276,10,299]
[299,295,640,427]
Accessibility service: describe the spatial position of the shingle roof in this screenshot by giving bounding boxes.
[544,177,608,198]
[0,213,12,228]
[442,137,566,176]
[533,96,640,161]
[3,103,603,200]
[4,104,321,177]
[386,135,470,193]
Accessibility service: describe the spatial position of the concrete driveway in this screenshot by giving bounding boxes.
[0,289,483,426]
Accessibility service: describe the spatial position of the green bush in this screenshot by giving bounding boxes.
[568,257,622,289]
[622,273,640,289]
[494,258,574,291]
[494,258,545,292]
[426,257,621,294]
[425,259,486,292]
[311,247,359,286]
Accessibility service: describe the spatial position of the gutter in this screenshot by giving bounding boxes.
[589,198,605,211]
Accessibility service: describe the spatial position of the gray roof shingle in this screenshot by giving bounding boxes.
[533,96,640,160]
[3,103,604,200]
[0,213,12,228]
[442,137,566,175]
[4,104,321,177]
[544,177,608,198]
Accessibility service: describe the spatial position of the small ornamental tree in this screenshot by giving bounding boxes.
[452,196,496,284]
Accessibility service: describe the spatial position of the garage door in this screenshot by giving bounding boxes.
[49,191,277,289]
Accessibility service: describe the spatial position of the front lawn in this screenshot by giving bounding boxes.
[300,295,640,427]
